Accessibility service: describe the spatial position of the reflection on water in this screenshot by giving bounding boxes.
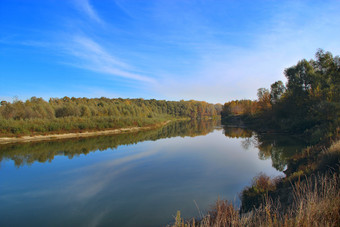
[223,126,307,171]
[0,120,219,168]
[0,120,307,227]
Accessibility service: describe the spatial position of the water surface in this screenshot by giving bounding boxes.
[0,120,306,226]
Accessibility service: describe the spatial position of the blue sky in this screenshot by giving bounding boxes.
[1,0,339,103]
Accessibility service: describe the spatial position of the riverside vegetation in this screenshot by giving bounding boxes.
[170,49,339,226]
[0,97,222,137]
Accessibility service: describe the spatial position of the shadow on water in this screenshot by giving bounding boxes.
[0,119,220,168]
[223,126,308,171]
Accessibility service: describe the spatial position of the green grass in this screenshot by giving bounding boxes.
[0,115,173,137]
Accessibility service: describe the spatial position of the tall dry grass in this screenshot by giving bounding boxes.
[169,171,339,227]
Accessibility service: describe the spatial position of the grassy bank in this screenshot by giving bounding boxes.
[0,115,176,137]
[0,119,174,144]
[170,170,339,227]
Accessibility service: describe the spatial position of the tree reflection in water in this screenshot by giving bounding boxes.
[223,126,307,171]
[0,121,307,171]
[0,119,220,168]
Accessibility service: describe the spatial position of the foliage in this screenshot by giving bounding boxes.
[221,100,257,117]
[222,49,340,144]
[0,97,222,136]
[240,173,279,213]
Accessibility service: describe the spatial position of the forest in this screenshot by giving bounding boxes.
[222,49,339,144]
[0,97,222,136]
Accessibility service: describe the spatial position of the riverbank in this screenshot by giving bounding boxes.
[0,120,171,144]
[170,169,340,227]
[169,139,340,226]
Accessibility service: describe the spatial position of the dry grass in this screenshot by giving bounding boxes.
[329,140,340,153]
[316,140,340,172]
[291,172,340,226]
[169,171,339,227]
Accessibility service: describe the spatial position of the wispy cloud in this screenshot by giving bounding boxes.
[74,0,102,23]
[62,35,155,83]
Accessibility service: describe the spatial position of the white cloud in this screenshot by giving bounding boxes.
[74,0,102,23]
[62,35,155,83]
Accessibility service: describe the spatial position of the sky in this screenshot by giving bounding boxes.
[1,0,340,104]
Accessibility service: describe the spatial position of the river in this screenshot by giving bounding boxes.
[0,120,306,227]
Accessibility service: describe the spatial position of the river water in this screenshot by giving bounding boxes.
[0,120,306,226]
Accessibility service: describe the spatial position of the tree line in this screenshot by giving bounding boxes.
[222,49,339,143]
[0,97,222,136]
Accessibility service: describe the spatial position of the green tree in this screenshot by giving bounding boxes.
[270,81,285,104]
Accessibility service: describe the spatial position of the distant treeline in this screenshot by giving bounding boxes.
[0,97,222,136]
[222,49,339,143]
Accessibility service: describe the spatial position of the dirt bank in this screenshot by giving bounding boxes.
[0,120,171,145]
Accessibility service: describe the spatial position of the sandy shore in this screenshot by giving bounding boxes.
[0,120,171,145]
